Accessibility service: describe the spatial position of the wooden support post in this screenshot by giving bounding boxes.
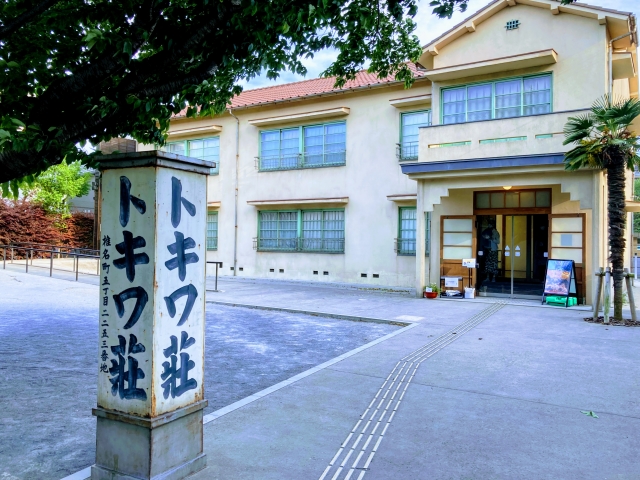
[624,268,637,323]
[593,268,604,321]
[603,267,611,324]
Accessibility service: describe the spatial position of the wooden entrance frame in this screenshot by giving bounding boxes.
[440,215,477,290]
[548,213,586,304]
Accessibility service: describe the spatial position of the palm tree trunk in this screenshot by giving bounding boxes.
[607,154,627,320]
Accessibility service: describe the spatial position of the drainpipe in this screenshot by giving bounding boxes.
[228,108,240,276]
[608,15,636,96]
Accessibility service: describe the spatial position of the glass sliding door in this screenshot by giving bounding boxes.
[477,214,549,299]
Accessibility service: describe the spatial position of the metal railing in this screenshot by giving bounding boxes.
[396,142,419,161]
[1,242,100,281]
[253,237,345,253]
[255,151,347,171]
[394,238,417,256]
[206,261,223,291]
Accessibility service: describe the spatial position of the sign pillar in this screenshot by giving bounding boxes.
[93,151,211,480]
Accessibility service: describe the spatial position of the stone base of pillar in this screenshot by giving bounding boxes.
[91,400,208,480]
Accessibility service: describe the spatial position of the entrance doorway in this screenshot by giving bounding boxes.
[476,214,549,298]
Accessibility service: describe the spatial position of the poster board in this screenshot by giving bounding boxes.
[541,259,577,307]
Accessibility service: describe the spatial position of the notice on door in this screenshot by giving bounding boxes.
[462,258,476,268]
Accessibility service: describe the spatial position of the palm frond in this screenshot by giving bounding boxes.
[564,94,640,173]
[563,142,604,171]
[594,95,640,132]
[563,113,595,145]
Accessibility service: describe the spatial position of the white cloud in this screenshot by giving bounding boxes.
[241,0,639,91]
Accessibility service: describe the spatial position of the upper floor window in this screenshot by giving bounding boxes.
[442,74,551,125]
[259,121,346,171]
[398,111,431,161]
[166,136,220,175]
[256,209,345,253]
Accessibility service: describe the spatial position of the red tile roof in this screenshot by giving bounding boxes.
[174,63,426,117]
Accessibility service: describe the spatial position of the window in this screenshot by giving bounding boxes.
[475,189,551,210]
[207,211,218,250]
[442,218,474,260]
[259,121,346,171]
[189,138,220,174]
[165,137,220,175]
[396,208,431,256]
[442,74,551,124]
[165,142,185,155]
[257,209,345,253]
[302,210,345,252]
[398,208,417,255]
[399,111,432,161]
[260,129,299,170]
[505,19,520,30]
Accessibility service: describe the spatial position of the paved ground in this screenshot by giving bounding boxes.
[194,278,640,480]
[0,271,396,480]
[3,271,640,479]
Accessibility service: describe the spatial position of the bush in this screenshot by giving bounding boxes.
[0,199,94,256]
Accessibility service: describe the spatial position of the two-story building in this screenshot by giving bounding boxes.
[139,0,638,305]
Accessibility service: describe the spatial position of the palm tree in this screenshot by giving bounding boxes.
[563,95,640,320]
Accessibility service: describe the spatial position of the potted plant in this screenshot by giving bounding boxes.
[424,283,440,299]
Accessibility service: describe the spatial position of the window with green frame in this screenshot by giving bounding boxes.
[397,208,430,256]
[398,111,431,161]
[259,121,346,171]
[442,74,551,125]
[257,209,345,252]
[207,211,218,250]
[166,136,220,174]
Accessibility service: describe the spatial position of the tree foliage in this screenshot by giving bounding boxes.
[25,160,93,217]
[563,95,640,320]
[0,0,431,188]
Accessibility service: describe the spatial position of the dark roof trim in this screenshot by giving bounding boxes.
[400,153,565,174]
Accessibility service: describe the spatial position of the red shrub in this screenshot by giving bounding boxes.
[0,200,95,256]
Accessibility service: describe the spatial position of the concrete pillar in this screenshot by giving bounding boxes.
[92,151,212,480]
[415,181,426,297]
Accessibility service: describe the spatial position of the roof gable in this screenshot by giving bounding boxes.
[419,0,634,68]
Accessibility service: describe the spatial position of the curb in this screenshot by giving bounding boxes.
[204,297,413,326]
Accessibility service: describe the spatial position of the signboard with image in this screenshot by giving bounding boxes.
[542,259,577,306]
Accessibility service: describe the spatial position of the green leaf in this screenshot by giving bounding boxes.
[123,40,133,56]
[581,410,599,418]
[7,61,19,68]
[10,118,26,127]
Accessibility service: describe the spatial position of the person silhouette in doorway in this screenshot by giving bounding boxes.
[481,219,500,282]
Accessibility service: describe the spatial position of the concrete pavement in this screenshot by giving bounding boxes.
[3,271,639,479]
[0,271,397,480]
[191,277,640,479]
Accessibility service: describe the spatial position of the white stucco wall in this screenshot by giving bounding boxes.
[144,81,433,288]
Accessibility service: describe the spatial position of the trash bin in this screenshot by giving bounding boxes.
[464,287,475,299]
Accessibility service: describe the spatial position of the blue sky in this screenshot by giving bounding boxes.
[241,0,640,90]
